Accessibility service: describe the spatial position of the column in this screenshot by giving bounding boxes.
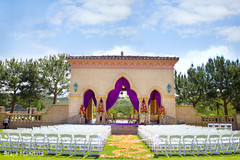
[133,107,136,114]
[102,97,107,124]
[145,98,150,124]
[138,98,143,124]
[95,97,101,124]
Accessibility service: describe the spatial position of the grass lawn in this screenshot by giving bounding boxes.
[1,129,240,159]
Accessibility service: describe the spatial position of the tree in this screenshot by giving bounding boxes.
[230,59,240,112]
[175,64,207,107]
[19,59,43,108]
[5,58,24,113]
[0,60,11,107]
[39,54,70,104]
[0,60,6,90]
[205,56,238,115]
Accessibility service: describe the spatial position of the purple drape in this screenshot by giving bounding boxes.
[106,77,139,111]
[148,90,161,108]
[84,89,97,109]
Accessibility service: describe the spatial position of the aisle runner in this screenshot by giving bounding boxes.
[101,135,154,159]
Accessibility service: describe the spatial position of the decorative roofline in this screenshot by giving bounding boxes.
[67,55,179,61]
[66,55,179,70]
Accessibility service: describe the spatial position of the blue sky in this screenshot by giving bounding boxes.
[0,0,240,73]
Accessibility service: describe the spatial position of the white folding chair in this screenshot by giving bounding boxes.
[232,133,240,153]
[182,135,194,156]
[208,123,213,128]
[33,133,46,155]
[0,132,9,152]
[209,134,221,155]
[221,134,232,154]
[169,135,181,156]
[60,134,73,156]
[46,134,59,155]
[89,135,102,156]
[9,132,20,153]
[196,135,208,156]
[155,135,168,156]
[20,133,33,154]
[74,134,87,156]
[225,124,232,131]
[214,124,220,130]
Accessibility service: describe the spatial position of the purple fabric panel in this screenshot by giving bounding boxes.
[128,90,139,112]
[155,90,161,108]
[106,77,139,111]
[84,90,90,109]
[92,92,97,107]
[148,91,154,106]
[84,90,96,109]
[148,90,161,108]
[106,78,122,110]
[122,78,139,112]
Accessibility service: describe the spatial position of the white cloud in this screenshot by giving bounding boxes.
[12,29,56,40]
[48,0,135,28]
[148,0,240,27]
[216,26,240,42]
[80,26,138,37]
[35,29,56,38]
[175,45,237,74]
[31,43,59,57]
[91,45,166,56]
[176,28,210,38]
[0,43,61,61]
[11,32,31,40]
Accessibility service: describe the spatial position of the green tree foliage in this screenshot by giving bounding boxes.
[0,60,6,89]
[230,59,240,113]
[39,54,70,104]
[175,56,239,116]
[0,60,9,106]
[19,59,43,108]
[205,56,239,115]
[4,58,24,113]
[175,64,207,107]
[109,98,133,115]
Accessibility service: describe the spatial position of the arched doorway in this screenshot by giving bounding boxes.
[148,90,161,122]
[83,89,96,121]
[106,77,139,123]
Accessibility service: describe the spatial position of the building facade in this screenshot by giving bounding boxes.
[66,53,179,123]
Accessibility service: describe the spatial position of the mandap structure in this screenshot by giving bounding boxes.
[66,52,179,124]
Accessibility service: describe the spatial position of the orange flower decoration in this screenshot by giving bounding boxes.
[97,102,104,113]
[141,102,148,114]
[79,104,85,115]
[159,105,166,117]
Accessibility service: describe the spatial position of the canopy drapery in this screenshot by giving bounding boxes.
[84,89,97,109]
[106,77,139,111]
[148,90,161,108]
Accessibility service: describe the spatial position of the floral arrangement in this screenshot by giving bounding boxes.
[159,105,166,117]
[97,102,104,113]
[141,102,148,114]
[79,104,85,115]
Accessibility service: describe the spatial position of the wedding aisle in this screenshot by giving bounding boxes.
[100,135,154,159]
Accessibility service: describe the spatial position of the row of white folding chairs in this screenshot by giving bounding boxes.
[208,123,232,130]
[30,125,111,135]
[0,132,109,156]
[139,125,222,134]
[138,125,235,154]
[138,125,232,140]
[140,133,240,156]
[16,125,111,141]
